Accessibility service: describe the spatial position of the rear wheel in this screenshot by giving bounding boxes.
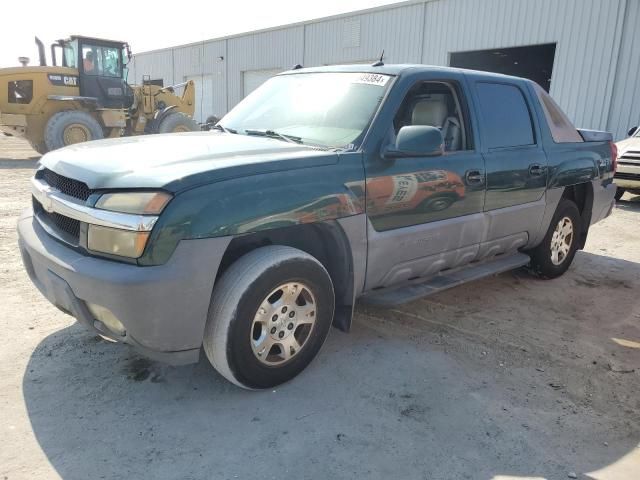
[614,188,625,201]
[44,111,104,151]
[157,112,199,133]
[529,199,581,279]
[203,246,335,389]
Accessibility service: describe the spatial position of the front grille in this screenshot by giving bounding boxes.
[36,168,94,201]
[614,172,640,181]
[33,198,80,241]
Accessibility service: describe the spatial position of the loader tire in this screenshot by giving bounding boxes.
[157,112,199,133]
[28,140,48,156]
[44,111,104,151]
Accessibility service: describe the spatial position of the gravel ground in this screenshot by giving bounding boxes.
[0,135,638,480]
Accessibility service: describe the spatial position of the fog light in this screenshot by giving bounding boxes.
[87,303,126,336]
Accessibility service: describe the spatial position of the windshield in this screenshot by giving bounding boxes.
[221,72,393,148]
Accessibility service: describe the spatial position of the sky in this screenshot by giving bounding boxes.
[0,0,406,68]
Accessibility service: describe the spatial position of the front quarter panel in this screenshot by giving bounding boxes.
[139,152,366,265]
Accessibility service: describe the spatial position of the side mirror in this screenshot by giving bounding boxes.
[384,125,444,158]
[124,43,133,64]
[628,126,638,137]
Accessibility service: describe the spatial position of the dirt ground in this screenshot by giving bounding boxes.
[0,135,638,480]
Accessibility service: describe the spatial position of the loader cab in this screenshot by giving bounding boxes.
[58,36,134,109]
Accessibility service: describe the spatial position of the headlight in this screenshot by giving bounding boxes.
[88,225,150,258]
[88,191,171,258]
[95,191,172,214]
[87,192,172,258]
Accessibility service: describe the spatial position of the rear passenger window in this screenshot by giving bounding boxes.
[476,82,534,149]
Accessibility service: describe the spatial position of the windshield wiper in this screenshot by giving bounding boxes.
[211,124,237,134]
[244,129,303,144]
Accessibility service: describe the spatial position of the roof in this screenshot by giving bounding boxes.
[67,35,127,46]
[279,63,530,83]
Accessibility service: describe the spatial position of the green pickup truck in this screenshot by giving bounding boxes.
[18,64,617,389]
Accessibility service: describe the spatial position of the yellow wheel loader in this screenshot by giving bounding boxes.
[0,36,198,154]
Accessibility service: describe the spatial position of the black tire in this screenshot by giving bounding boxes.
[614,188,625,201]
[28,140,47,155]
[157,112,199,133]
[44,111,104,151]
[203,246,335,389]
[529,199,582,279]
[420,195,455,212]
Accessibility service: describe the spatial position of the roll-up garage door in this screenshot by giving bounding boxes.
[242,69,283,98]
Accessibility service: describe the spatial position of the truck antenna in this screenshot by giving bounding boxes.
[372,50,384,67]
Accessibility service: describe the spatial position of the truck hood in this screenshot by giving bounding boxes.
[39,132,337,192]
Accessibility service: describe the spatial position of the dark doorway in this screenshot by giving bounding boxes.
[450,43,556,91]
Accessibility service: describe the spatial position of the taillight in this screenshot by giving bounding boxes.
[610,141,618,173]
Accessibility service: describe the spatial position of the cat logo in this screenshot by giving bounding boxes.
[47,74,79,87]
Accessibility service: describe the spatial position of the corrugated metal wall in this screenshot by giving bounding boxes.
[303,3,424,66]
[131,49,174,85]
[132,0,639,138]
[423,0,627,136]
[607,0,640,139]
[226,26,304,108]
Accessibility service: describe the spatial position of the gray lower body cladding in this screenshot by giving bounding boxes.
[17,210,230,365]
[16,179,615,365]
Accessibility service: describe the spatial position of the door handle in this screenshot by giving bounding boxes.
[529,164,545,176]
[465,170,484,185]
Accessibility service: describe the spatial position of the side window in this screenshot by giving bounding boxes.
[476,82,534,149]
[393,81,470,152]
[8,80,33,104]
[63,41,78,69]
[81,45,121,77]
[533,83,583,143]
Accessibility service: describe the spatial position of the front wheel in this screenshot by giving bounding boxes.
[28,140,47,156]
[529,199,581,279]
[614,188,625,201]
[203,246,335,389]
[157,112,199,133]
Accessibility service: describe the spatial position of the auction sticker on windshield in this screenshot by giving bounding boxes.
[354,73,391,86]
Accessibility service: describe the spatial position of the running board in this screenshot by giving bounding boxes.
[360,253,531,307]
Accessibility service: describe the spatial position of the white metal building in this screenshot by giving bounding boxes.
[129,0,640,139]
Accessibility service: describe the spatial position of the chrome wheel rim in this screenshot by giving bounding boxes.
[550,216,573,265]
[429,198,451,211]
[250,282,317,366]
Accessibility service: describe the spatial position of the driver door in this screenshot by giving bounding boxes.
[78,41,132,109]
[364,75,486,289]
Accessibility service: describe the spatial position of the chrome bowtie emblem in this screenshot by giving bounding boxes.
[42,195,54,213]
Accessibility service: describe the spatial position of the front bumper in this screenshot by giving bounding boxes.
[614,164,640,190]
[18,210,230,365]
